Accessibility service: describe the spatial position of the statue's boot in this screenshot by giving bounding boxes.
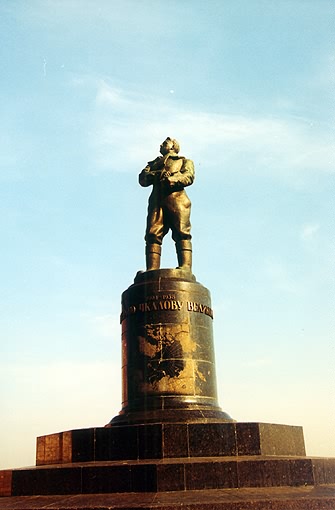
[176,240,192,271]
[146,243,161,270]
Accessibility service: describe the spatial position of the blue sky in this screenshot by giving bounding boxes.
[0,0,333,469]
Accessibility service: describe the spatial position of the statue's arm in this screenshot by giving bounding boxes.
[168,158,195,188]
[139,165,154,187]
[139,157,162,187]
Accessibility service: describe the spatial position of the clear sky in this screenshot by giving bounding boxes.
[0,0,333,469]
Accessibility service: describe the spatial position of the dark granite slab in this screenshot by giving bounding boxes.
[188,422,236,457]
[36,422,306,465]
[3,456,335,497]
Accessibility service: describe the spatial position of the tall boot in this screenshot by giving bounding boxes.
[146,243,161,270]
[176,240,192,271]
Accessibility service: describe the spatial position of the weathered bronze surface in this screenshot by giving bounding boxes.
[111,269,232,424]
[139,138,194,271]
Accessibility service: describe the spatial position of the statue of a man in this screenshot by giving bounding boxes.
[139,137,195,271]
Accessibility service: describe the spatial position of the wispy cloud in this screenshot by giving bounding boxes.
[300,223,320,241]
[87,80,333,186]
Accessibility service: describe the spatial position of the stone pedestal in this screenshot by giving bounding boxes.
[113,269,231,424]
[0,271,334,509]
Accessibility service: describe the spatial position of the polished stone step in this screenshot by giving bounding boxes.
[2,455,335,497]
[36,422,306,465]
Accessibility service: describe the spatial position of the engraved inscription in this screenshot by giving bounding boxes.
[139,300,183,312]
[187,301,214,319]
[120,298,213,322]
[147,294,176,301]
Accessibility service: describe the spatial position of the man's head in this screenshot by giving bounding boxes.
[160,137,180,156]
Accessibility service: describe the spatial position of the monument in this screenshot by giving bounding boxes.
[111,136,232,426]
[0,138,334,509]
[139,137,194,271]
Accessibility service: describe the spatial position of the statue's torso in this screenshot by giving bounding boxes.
[163,156,184,174]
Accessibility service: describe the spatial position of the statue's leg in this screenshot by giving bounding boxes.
[176,239,192,270]
[168,192,192,270]
[145,243,161,270]
[145,204,164,270]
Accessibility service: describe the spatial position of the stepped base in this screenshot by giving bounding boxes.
[2,456,335,496]
[35,422,306,466]
[1,422,334,507]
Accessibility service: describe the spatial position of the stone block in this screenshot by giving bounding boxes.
[185,460,238,490]
[81,465,131,493]
[130,464,157,492]
[162,424,188,457]
[71,429,95,463]
[236,422,306,456]
[313,458,335,485]
[156,463,185,492]
[12,467,82,496]
[95,426,138,461]
[188,423,236,457]
[138,424,163,459]
[0,471,12,497]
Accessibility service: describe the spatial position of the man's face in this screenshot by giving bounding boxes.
[160,138,174,155]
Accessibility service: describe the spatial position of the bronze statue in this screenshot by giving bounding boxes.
[139,137,195,271]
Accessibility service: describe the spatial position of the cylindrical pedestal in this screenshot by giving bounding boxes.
[111,269,232,424]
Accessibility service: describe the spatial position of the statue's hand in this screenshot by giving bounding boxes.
[165,175,178,188]
[160,169,171,181]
